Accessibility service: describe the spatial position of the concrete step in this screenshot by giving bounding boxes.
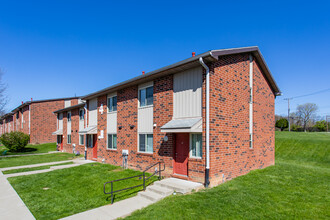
[146,185,173,196]
[154,178,203,194]
[138,190,165,202]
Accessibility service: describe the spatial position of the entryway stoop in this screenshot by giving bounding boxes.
[62,178,203,220]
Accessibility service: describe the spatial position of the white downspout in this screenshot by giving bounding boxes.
[249,54,253,148]
[84,101,88,160]
[199,57,210,187]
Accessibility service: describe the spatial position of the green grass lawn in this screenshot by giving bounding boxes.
[3,162,74,174]
[0,142,57,155]
[8,163,157,219]
[125,131,330,219]
[0,153,78,168]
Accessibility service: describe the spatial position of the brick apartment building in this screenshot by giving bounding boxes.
[57,46,280,187]
[0,97,79,144]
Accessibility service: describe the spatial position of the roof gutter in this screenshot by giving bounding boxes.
[199,57,210,188]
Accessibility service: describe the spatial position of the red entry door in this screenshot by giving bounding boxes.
[174,133,190,176]
[92,134,98,160]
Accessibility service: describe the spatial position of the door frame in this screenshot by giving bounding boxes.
[173,133,190,176]
[92,134,98,160]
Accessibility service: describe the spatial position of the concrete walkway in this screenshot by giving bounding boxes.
[0,171,35,219]
[0,151,59,158]
[62,178,203,220]
[1,158,94,178]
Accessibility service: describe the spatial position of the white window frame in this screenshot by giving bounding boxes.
[79,109,84,120]
[190,133,202,159]
[108,95,117,113]
[107,133,117,150]
[138,133,153,153]
[67,134,71,144]
[138,85,153,108]
[79,134,84,145]
[87,134,93,148]
[67,111,72,122]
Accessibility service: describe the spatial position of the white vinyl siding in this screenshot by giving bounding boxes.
[64,100,71,108]
[107,134,117,150]
[88,98,98,126]
[173,67,202,118]
[67,111,71,135]
[138,107,153,133]
[190,133,202,158]
[138,134,153,153]
[58,113,63,130]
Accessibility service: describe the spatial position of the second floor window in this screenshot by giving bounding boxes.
[108,96,117,112]
[67,112,71,122]
[79,109,84,120]
[139,86,153,107]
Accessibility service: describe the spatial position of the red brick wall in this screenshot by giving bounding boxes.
[29,98,79,144]
[207,54,275,186]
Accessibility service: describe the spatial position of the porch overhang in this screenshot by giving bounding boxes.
[78,125,97,134]
[160,117,202,133]
[52,129,63,135]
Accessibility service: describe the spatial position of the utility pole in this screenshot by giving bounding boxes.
[284,98,292,131]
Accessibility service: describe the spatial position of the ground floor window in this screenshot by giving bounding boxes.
[79,135,84,145]
[107,134,117,150]
[87,134,93,148]
[139,134,153,153]
[191,133,202,158]
[67,134,72,144]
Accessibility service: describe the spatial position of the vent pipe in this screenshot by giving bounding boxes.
[142,71,145,75]
[192,52,196,57]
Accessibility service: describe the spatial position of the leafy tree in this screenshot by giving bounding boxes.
[296,103,318,132]
[314,120,327,132]
[275,118,288,131]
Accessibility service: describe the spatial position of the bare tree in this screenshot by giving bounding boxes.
[296,103,318,132]
[0,69,8,116]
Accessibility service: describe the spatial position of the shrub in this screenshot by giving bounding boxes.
[0,132,30,152]
[275,118,288,131]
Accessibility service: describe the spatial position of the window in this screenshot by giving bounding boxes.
[16,112,19,119]
[87,134,93,148]
[139,86,153,107]
[79,135,84,145]
[108,96,117,112]
[191,133,202,158]
[79,109,84,120]
[67,112,71,122]
[139,134,153,153]
[67,134,71,144]
[107,134,117,150]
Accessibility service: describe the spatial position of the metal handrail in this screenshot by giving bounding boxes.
[104,161,165,204]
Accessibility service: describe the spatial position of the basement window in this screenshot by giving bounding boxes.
[107,134,117,150]
[138,134,153,153]
[67,134,71,144]
[139,86,153,107]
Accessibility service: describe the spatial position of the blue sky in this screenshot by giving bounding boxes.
[0,0,329,117]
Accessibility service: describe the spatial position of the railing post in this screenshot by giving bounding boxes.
[143,172,146,191]
[111,182,114,204]
[159,162,161,180]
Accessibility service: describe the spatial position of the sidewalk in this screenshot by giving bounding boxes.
[0,172,35,219]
